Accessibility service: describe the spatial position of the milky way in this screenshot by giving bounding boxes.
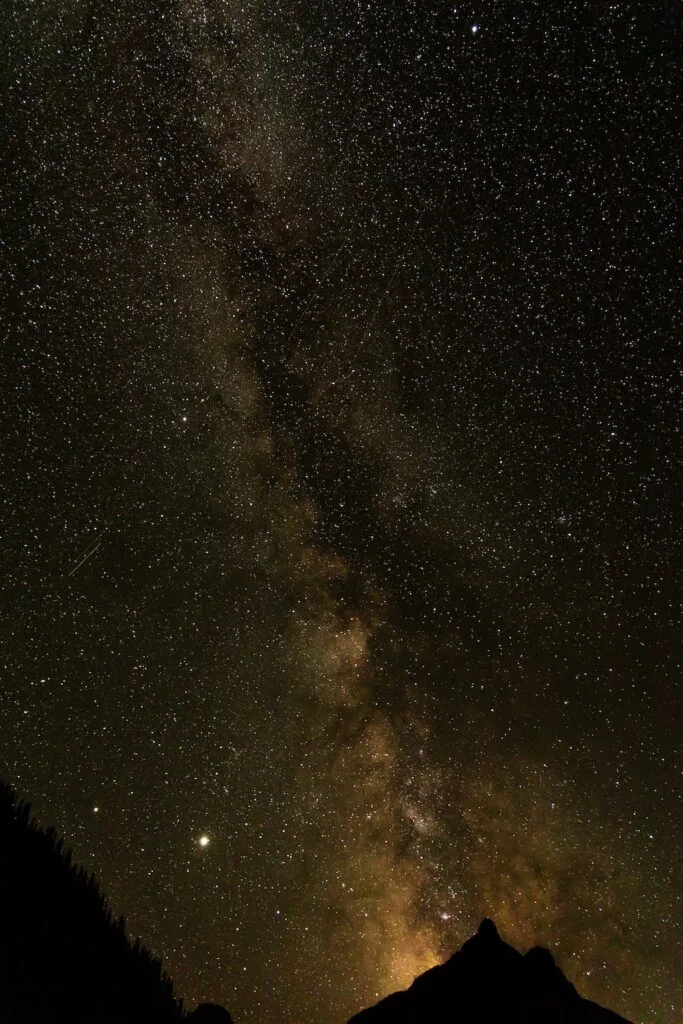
[1,3,679,1023]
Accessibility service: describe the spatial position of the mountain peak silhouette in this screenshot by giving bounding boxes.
[477,917,499,939]
[0,780,636,1024]
[347,919,633,1023]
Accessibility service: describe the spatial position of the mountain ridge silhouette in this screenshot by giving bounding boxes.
[347,917,633,1024]
[0,783,632,1024]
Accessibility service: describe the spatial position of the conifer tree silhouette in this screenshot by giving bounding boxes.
[0,781,183,1023]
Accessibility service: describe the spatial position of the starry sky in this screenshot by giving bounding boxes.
[1,2,680,1022]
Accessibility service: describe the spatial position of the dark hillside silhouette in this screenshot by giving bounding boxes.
[0,782,634,1024]
[186,1005,233,1024]
[347,918,633,1024]
[0,781,184,1023]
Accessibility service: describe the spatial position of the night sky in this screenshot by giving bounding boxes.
[1,2,680,1023]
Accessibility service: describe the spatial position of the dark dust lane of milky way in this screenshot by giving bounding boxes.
[1,3,679,1023]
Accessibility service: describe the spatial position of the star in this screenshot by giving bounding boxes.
[2,3,676,1022]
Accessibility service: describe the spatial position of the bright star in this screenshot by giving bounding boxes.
[471,24,479,34]
[198,835,210,847]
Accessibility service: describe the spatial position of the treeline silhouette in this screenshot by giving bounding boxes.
[0,781,633,1024]
[0,780,185,1023]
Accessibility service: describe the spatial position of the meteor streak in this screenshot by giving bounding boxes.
[67,536,103,577]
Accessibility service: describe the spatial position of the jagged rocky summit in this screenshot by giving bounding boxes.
[347,918,633,1024]
[0,782,635,1024]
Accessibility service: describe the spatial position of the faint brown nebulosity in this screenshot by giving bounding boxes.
[1,1,678,1023]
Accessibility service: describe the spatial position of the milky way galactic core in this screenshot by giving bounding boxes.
[2,3,679,1023]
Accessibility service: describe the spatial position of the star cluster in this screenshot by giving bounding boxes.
[1,2,679,1023]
